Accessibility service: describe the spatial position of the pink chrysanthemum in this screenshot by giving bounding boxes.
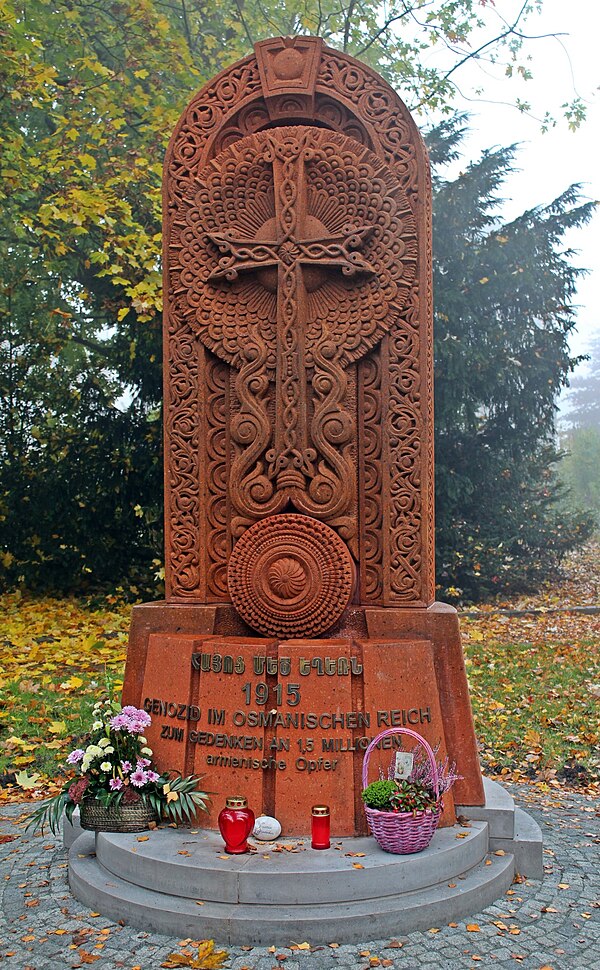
[110,713,129,731]
[130,768,148,788]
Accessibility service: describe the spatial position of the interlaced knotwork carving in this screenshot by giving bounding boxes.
[164,305,201,598]
[387,285,423,600]
[424,163,436,602]
[359,351,384,602]
[205,352,229,599]
[163,39,434,609]
[166,57,263,208]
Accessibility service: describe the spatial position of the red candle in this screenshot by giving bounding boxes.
[311,804,330,849]
[218,796,255,854]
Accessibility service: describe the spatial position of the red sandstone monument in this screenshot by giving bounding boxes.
[122,35,485,835]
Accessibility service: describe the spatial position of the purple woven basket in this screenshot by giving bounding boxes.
[361,727,442,854]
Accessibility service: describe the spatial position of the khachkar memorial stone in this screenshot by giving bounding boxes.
[122,36,486,836]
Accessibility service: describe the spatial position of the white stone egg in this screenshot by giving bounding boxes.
[252,816,282,841]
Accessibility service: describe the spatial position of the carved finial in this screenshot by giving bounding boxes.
[254,36,323,119]
[272,45,305,81]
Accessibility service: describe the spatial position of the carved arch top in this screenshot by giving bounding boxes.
[164,37,430,212]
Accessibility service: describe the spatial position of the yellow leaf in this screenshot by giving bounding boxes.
[77,153,97,170]
[466,924,480,932]
[166,791,179,803]
[14,770,41,789]
[48,720,66,734]
[65,675,83,689]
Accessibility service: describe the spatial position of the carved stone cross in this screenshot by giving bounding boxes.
[207,131,375,490]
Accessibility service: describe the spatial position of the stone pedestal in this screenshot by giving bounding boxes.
[68,779,542,945]
[122,601,484,836]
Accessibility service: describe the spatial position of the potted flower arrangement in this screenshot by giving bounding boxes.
[361,727,460,855]
[27,698,210,834]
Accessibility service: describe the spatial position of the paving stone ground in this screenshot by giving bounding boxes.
[0,784,598,970]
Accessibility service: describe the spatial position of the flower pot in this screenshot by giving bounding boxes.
[362,727,443,855]
[79,798,159,833]
[364,803,442,854]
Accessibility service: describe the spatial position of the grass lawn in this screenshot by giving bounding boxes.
[1,543,598,799]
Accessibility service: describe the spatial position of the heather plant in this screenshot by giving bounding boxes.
[383,744,461,796]
[363,745,460,814]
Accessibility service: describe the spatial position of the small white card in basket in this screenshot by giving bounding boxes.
[394,751,414,780]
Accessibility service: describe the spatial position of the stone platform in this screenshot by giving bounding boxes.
[68,779,542,945]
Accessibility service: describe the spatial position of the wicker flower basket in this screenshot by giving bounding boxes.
[79,798,160,833]
[362,727,442,855]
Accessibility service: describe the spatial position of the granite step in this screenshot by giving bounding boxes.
[69,830,515,945]
[456,777,516,839]
[95,821,489,904]
[490,807,544,879]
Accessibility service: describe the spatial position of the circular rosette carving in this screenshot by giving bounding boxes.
[227,513,355,638]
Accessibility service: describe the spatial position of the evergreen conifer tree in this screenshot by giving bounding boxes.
[429,116,595,601]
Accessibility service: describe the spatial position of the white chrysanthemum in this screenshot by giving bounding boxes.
[138,737,147,744]
[92,721,103,730]
[82,758,92,772]
[104,745,114,754]
[141,747,153,756]
[99,737,110,747]
[86,744,103,758]
[100,761,112,772]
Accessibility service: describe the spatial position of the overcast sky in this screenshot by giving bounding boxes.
[421,0,599,386]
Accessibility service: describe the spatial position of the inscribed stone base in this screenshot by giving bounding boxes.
[122,602,484,837]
